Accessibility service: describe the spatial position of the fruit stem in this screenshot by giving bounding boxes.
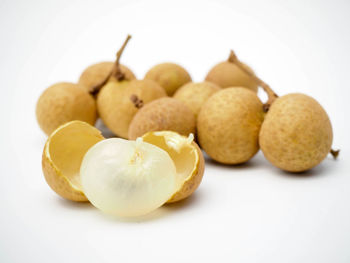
[130,94,144,109]
[114,34,132,81]
[228,50,278,112]
[330,149,340,159]
[90,35,132,96]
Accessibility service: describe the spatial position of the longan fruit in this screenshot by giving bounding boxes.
[36,82,97,136]
[173,81,221,117]
[229,49,337,172]
[197,88,264,164]
[259,94,333,172]
[205,51,258,92]
[144,63,191,95]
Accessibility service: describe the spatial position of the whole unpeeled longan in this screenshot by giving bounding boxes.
[128,97,196,140]
[144,63,192,95]
[173,81,221,117]
[36,82,97,135]
[259,93,333,172]
[205,51,258,92]
[197,87,264,164]
[78,62,135,93]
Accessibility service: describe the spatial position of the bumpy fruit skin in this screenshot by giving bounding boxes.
[78,62,136,93]
[128,97,196,140]
[205,61,258,92]
[142,131,205,203]
[36,82,97,136]
[41,121,104,202]
[259,93,333,172]
[197,87,264,164]
[97,79,167,138]
[144,63,192,95]
[168,143,205,203]
[173,81,221,117]
[42,150,87,201]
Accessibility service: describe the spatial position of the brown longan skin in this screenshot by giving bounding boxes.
[36,82,97,136]
[42,143,87,201]
[205,61,258,92]
[167,142,205,203]
[259,93,333,172]
[173,81,221,118]
[144,63,192,96]
[197,87,264,164]
[78,62,136,93]
[128,97,196,140]
[97,79,167,139]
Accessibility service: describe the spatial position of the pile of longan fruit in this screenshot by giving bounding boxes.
[36,35,338,216]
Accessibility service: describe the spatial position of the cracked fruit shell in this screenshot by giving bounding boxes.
[142,131,205,203]
[42,121,104,201]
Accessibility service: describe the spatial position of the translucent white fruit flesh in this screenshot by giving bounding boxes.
[80,138,177,217]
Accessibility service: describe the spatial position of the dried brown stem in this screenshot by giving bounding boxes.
[130,94,144,109]
[90,35,132,96]
[114,34,132,81]
[330,149,340,159]
[228,50,278,112]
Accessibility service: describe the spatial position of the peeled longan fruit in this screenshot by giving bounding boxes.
[80,131,204,217]
[97,79,167,138]
[78,62,135,93]
[128,97,196,140]
[173,81,221,117]
[142,131,205,203]
[81,137,177,217]
[36,82,97,136]
[144,63,192,95]
[228,50,338,172]
[197,87,264,164]
[205,51,258,92]
[42,121,104,201]
[259,94,333,172]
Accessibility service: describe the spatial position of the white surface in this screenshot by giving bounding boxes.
[1,0,350,262]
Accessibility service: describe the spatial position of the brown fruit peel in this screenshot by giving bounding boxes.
[142,131,205,203]
[42,121,104,201]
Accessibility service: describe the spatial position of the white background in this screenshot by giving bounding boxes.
[1,0,350,262]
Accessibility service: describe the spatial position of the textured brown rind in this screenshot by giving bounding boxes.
[197,87,264,164]
[144,63,192,95]
[41,121,104,201]
[128,97,196,140]
[36,82,97,136]
[205,61,258,92]
[78,62,136,93]
[42,145,87,201]
[173,81,221,117]
[259,93,333,172]
[167,142,205,203]
[97,79,167,138]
